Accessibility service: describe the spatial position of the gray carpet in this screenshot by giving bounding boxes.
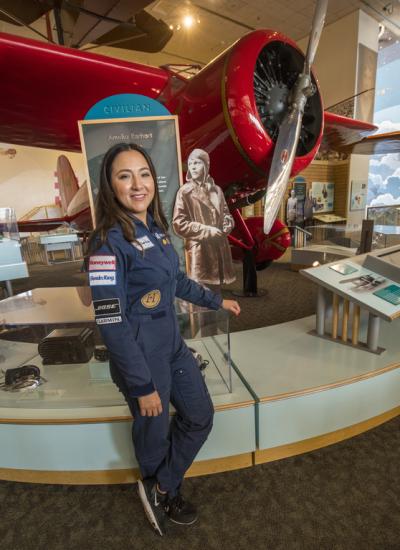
[1,415,399,550]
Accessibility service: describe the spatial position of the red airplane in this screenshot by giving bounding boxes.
[1,1,398,292]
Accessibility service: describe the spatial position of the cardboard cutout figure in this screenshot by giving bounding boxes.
[173,149,235,285]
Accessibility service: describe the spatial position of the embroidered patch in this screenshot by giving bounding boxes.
[89,255,116,271]
[133,236,155,250]
[93,298,121,317]
[141,290,161,309]
[96,315,122,325]
[154,232,165,240]
[89,271,116,286]
[162,238,170,245]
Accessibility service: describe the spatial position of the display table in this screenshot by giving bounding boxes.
[313,214,347,224]
[39,234,79,264]
[302,244,400,353]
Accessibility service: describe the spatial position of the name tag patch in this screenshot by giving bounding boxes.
[93,298,121,317]
[89,271,116,286]
[132,236,154,250]
[154,232,165,240]
[141,290,161,309]
[89,255,116,271]
[96,316,122,325]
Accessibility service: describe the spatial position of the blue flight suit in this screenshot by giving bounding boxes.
[88,213,222,496]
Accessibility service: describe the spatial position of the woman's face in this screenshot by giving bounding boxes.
[188,157,205,182]
[110,150,155,216]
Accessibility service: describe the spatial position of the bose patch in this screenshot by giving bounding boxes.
[96,316,122,325]
[93,298,121,317]
[89,255,116,271]
[132,236,154,250]
[89,271,116,286]
[141,290,161,309]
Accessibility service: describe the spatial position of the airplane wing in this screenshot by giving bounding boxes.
[322,112,400,155]
[0,1,172,52]
[0,32,169,151]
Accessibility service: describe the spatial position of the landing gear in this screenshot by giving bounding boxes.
[232,249,268,298]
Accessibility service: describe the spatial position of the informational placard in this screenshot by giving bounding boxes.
[350,180,367,211]
[311,181,334,213]
[78,116,184,264]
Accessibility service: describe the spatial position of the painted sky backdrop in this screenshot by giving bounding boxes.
[368,40,400,207]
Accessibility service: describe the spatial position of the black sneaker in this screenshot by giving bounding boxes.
[165,493,198,525]
[137,478,168,536]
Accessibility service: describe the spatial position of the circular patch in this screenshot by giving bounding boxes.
[141,290,161,309]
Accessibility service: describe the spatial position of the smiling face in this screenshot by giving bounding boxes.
[188,157,205,183]
[110,149,155,222]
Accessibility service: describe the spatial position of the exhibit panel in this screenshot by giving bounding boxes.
[302,245,400,353]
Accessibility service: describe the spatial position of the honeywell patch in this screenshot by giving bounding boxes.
[89,255,116,271]
[93,298,121,317]
[89,271,116,286]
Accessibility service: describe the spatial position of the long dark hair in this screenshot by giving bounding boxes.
[88,143,168,253]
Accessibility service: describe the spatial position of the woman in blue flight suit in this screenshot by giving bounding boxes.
[88,143,240,536]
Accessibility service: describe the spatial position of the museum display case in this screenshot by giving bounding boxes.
[0,207,29,295]
[0,291,232,410]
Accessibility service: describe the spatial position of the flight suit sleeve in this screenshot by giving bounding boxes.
[175,269,223,310]
[89,240,155,398]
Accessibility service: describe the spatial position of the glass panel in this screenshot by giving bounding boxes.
[0,295,232,409]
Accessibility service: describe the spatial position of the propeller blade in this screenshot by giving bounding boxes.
[305,0,329,75]
[263,107,302,234]
[263,0,329,235]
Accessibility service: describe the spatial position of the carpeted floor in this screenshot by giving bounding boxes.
[1,415,399,550]
[1,257,399,549]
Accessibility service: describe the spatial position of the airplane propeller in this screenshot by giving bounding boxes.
[263,0,329,235]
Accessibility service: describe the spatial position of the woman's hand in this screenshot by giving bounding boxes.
[222,299,241,316]
[138,391,163,417]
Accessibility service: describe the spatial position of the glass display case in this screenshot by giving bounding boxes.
[0,288,232,409]
[0,207,29,295]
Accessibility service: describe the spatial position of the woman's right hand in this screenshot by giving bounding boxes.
[138,391,163,417]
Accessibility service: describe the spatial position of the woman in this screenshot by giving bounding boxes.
[173,148,236,286]
[88,143,240,536]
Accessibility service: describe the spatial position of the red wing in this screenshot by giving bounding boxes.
[0,32,169,152]
[322,112,400,155]
[17,208,92,233]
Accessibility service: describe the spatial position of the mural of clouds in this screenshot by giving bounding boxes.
[368,39,400,209]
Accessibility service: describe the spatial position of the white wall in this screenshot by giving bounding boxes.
[0,144,86,219]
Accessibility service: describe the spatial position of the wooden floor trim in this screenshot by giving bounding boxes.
[254,405,400,464]
[0,453,253,485]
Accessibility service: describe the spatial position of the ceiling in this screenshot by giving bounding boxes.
[1,0,400,66]
[136,0,400,65]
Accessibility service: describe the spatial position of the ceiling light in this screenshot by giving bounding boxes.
[183,15,194,28]
[169,24,173,30]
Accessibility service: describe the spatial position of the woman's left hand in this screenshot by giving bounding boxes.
[222,299,241,316]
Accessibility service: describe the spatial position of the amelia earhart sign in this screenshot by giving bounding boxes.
[78,94,185,264]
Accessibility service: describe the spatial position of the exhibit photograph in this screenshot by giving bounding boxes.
[0,1,400,548]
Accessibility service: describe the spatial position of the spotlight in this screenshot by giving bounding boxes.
[183,15,194,28]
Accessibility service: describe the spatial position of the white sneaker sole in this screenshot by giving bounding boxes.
[137,480,164,536]
[169,516,198,526]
